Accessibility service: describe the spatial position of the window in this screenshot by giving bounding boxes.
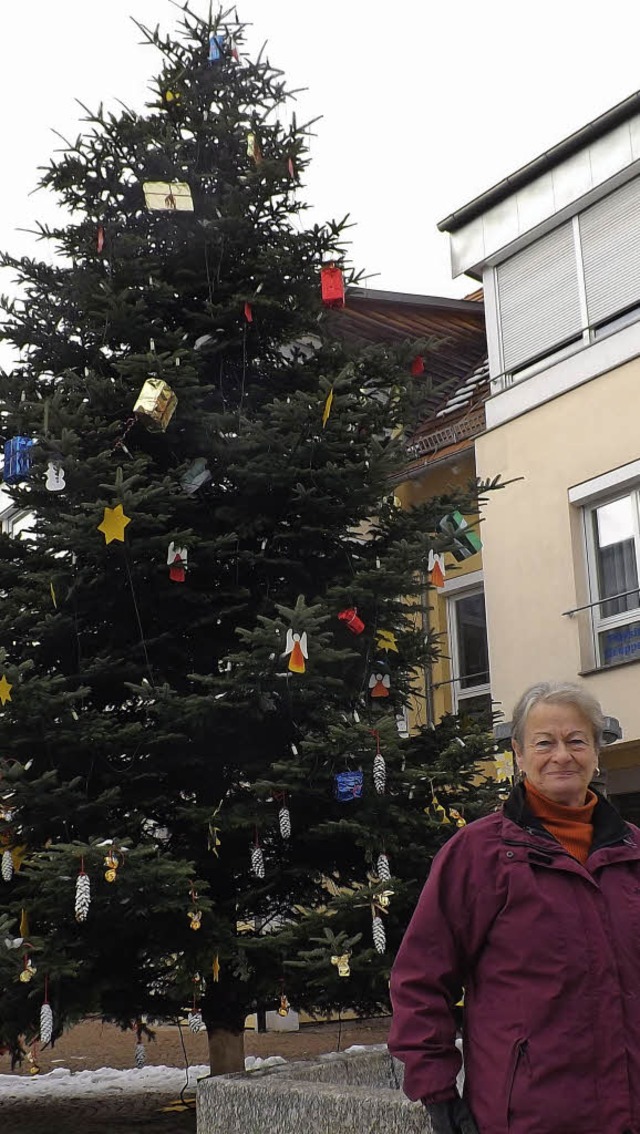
[446,586,491,722]
[586,490,640,667]
[496,221,583,373]
[493,175,640,381]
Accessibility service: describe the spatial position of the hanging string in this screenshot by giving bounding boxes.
[238,321,248,426]
[122,550,154,686]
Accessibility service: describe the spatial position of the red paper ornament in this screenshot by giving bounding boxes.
[410,355,425,376]
[338,608,365,635]
[321,265,345,309]
[169,555,186,583]
[244,302,253,323]
[97,225,105,253]
[287,157,295,178]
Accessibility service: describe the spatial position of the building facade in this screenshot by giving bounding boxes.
[439,91,640,814]
[333,288,490,729]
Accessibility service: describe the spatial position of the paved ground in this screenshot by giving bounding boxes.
[0,1017,391,1133]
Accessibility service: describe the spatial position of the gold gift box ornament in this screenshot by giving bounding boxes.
[142,181,194,212]
[134,378,178,432]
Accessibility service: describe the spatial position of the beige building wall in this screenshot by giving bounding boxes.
[476,357,640,761]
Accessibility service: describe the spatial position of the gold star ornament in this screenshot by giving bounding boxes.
[0,675,12,705]
[98,504,131,545]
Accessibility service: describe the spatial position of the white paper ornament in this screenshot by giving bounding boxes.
[75,872,91,922]
[372,915,386,954]
[188,1011,205,1033]
[279,807,291,839]
[251,845,265,879]
[134,1042,146,1069]
[377,853,391,882]
[40,1003,53,1046]
[373,753,386,794]
[1,850,13,882]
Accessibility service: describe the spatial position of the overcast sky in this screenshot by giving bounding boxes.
[2,0,640,305]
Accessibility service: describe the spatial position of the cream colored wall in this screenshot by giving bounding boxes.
[397,453,483,724]
[476,356,640,750]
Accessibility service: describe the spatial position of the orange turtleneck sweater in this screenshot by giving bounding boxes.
[524,779,597,864]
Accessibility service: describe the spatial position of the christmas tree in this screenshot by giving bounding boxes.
[0,5,501,1071]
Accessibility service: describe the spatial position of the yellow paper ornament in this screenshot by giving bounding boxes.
[97,504,131,545]
[0,675,13,705]
[375,630,399,654]
[330,953,351,977]
[322,387,334,428]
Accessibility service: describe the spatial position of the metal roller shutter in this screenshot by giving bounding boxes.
[579,177,640,325]
[497,222,582,372]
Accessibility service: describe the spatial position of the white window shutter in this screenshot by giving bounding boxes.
[496,223,582,371]
[579,177,640,325]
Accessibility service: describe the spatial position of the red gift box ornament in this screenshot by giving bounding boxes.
[320,264,345,309]
[338,608,365,635]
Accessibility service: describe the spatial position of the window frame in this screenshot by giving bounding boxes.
[584,486,640,668]
[444,576,491,712]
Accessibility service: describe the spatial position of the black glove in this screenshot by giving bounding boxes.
[424,1095,479,1134]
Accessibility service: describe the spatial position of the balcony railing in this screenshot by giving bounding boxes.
[406,406,485,459]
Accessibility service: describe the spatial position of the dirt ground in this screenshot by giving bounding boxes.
[0,1014,390,1075]
[0,1016,391,1134]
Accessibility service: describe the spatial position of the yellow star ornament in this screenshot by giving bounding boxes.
[0,675,12,705]
[98,504,131,545]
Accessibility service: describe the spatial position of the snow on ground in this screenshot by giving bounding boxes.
[0,1045,388,1100]
[0,1056,289,1101]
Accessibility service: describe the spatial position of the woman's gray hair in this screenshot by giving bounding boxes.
[511,681,605,751]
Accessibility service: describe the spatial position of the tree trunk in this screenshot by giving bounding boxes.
[207,1027,245,1076]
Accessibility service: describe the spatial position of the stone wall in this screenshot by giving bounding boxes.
[197,1048,439,1133]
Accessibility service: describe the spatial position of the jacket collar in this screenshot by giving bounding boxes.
[503,780,631,853]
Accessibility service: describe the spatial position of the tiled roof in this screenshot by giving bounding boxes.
[330,287,487,416]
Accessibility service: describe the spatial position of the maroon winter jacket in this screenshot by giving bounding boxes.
[389,782,640,1134]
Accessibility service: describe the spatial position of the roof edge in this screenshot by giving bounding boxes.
[345,286,484,314]
[438,89,640,234]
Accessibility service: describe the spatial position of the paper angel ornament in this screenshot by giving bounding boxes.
[369,672,391,698]
[427,549,446,588]
[167,541,187,583]
[283,630,308,674]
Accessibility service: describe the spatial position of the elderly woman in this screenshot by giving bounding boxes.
[389,681,640,1134]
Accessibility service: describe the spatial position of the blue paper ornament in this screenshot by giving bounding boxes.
[334,769,364,802]
[208,34,225,62]
[4,437,33,485]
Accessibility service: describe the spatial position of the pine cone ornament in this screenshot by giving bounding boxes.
[40,1003,53,1046]
[1,849,13,882]
[75,872,91,922]
[188,1011,205,1033]
[377,853,391,881]
[278,806,291,840]
[372,915,386,954]
[250,845,265,879]
[373,752,386,794]
[134,1042,145,1069]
